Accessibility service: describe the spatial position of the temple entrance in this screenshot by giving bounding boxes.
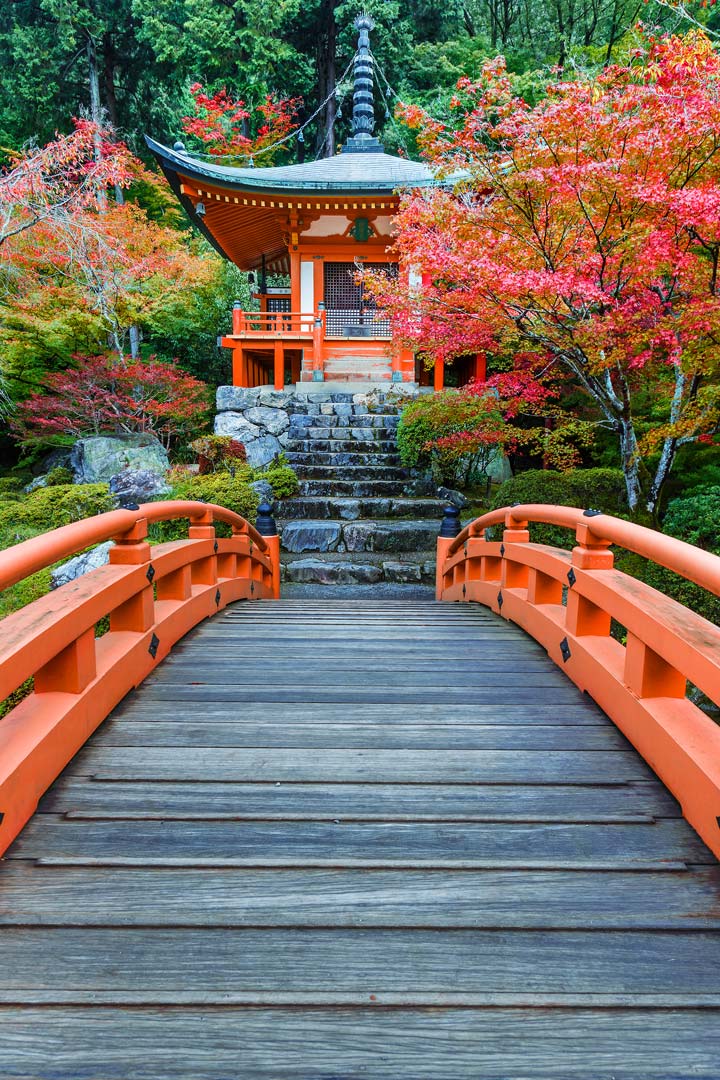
[323,261,397,339]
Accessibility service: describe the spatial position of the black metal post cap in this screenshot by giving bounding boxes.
[255,501,278,536]
[439,504,462,538]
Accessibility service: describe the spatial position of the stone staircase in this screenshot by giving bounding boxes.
[278,392,444,586]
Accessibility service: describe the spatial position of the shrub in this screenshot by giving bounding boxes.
[644,487,720,628]
[0,483,114,539]
[45,466,74,486]
[0,477,23,496]
[257,455,299,499]
[11,354,212,451]
[190,435,247,474]
[490,468,628,547]
[157,470,259,540]
[398,390,515,487]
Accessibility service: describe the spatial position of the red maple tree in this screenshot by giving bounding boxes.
[378,31,720,514]
[11,355,211,449]
[181,85,299,162]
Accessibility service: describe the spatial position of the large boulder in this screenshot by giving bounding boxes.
[51,541,113,589]
[216,386,261,412]
[213,413,261,442]
[258,389,294,409]
[70,435,169,485]
[110,467,170,508]
[244,434,282,468]
[244,406,290,436]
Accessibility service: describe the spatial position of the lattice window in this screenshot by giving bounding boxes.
[266,297,291,313]
[323,262,397,338]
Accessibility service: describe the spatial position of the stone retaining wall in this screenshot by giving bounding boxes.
[213,386,418,468]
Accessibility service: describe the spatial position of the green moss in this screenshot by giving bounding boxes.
[257,460,299,499]
[0,483,114,538]
[151,470,259,541]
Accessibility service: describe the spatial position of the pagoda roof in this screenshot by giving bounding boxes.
[145,136,456,196]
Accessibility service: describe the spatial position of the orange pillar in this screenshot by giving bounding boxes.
[474,353,487,384]
[434,357,445,392]
[273,340,284,390]
[232,347,248,388]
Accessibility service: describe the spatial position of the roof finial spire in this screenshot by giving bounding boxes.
[344,12,383,153]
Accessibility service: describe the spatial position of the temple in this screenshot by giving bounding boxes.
[147,14,482,391]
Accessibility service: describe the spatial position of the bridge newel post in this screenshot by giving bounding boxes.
[189,506,218,586]
[436,506,461,600]
[108,515,155,633]
[255,501,281,600]
[565,512,615,637]
[501,511,529,590]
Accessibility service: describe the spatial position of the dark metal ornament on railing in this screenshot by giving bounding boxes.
[255,501,278,537]
[439,505,462,538]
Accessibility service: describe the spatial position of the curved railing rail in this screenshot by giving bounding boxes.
[0,500,280,855]
[437,504,720,859]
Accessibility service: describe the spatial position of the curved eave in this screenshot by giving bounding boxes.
[145,135,456,197]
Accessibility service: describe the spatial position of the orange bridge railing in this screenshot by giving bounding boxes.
[436,504,720,859]
[0,500,280,855]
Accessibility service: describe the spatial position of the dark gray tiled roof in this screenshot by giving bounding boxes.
[146,136,458,194]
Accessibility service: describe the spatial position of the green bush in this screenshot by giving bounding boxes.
[155,470,259,540]
[644,487,720,627]
[257,456,299,499]
[0,477,23,496]
[490,468,627,547]
[0,483,114,541]
[45,466,74,486]
[397,390,511,487]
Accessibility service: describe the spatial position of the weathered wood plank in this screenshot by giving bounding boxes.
[37,779,680,821]
[107,701,607,725]
[129,686,621,704]
[0,1006,718,1078]
[2,866,718,928]
[61,746,655,783]
[0,928,719,996]
[7,818,707,866]
[94,721,630,750]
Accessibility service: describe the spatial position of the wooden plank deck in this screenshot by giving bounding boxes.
[1,598,719,1078]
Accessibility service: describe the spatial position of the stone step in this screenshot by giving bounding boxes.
[295,381,419,396]
[279,496,446,521]
[297,479,408,497]
[286,438,398,454]
[281,550,436,586]
[295,465,408,481]
[287,451,402,467]
[289,427,398,442]
[289,413,399,429]
[280,518,443,554]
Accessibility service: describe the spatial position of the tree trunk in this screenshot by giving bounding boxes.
[86,33,107,209]
[102,32,119,129]
[618,417,643,513]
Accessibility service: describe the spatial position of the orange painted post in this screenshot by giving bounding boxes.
[232,346,248,388]
[474,353,487,383]
[265,534,281,599]
[501,511,530,589]
[434,357,445,392]
[273,340,284,390]
[108,516,155,632]
[232,303,243,335]
[435,537,454,599]
[35,628,96,694]
[624,633,687,698]
[188,507,217,586]
[156,565,192,601]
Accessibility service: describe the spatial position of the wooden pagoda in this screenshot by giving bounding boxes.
[147,16,482,390]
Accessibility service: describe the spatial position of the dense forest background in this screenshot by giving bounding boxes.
[0,0,717,411]
[2,0,716,163]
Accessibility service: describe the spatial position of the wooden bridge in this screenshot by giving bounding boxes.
[0,500,719,1078]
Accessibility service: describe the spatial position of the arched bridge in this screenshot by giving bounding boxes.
[0,500,719,1078]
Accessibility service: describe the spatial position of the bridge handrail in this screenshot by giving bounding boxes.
[0,500,270,592]
[447,504,720,597]
[437,503,720,860]
[0,499,279,857]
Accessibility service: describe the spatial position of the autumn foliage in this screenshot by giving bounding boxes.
[380,31,720,513]
[181,85,299,162]
[11,355,211,449]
